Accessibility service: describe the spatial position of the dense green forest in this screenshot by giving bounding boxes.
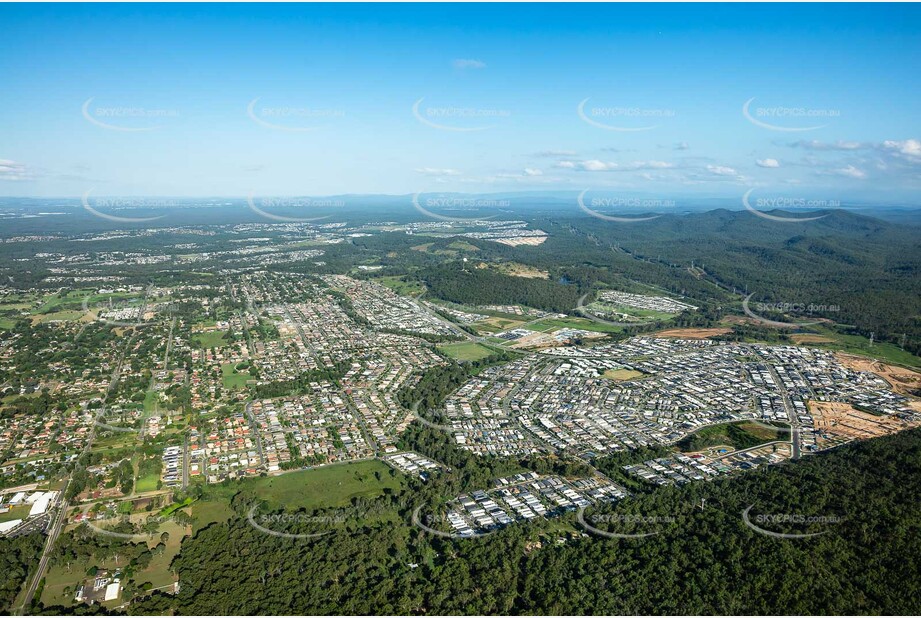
[91,428,921,616]
[0,533,44,613]
[418,265,584,314]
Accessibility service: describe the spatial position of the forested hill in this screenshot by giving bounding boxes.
[118,428,921,616]
[449,207,921,354]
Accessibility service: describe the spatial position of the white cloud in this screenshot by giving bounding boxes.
[788,139,920,168]
[523,168,543,176]
[834,164,867,179]
[707,164,738,176]
[881,139,921,161]
[452,59,486,70]
[789,140,863,151]
[0,159,30,181]
[555,160,576,169]
[534,150,577,157]
[567,160,673,172]
[415,167,462,176]
[756,158,780,168]
[582,160,612,171]
[674,142,689,150]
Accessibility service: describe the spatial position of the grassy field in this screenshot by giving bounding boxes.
[142,389,160,415]
[795,326,921,368]
[221,363,251,389]
[677,421,785,453]
[603,368,645,381]
[33,310,86,323]
[446,240,480,251]
[437,341,494,362]
[135,472,160,493]
[190,461,406,534]
[244,460,404,511]
[193,330,228,348]
[190,497,236,532]
[0,505,27,523]
[531,316,624,334]
[373,275,426,297]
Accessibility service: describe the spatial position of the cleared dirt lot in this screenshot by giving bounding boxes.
[835,352,921,396]
[809,400,916,441]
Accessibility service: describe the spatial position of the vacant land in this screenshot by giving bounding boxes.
[677,421,784,453]
[193,330,227,348]
[835,353,921,396]
[800,328,921,368]
[240,460,404,511]
[446,240,480,252]
[494,262,549,279]
[135,472,159,493]
[221,363,251,389]
[373,275,425,297]
[603,368,645,381]
[190,497,235,533]
[474,316,526,333]
[810,400,917,441]
[437,341,494,362]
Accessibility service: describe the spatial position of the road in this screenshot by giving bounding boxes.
[243,401,266,466]
[765,363,802,459]
[16,287,154,614]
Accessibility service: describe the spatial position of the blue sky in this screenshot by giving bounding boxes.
[1,2,919,201]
